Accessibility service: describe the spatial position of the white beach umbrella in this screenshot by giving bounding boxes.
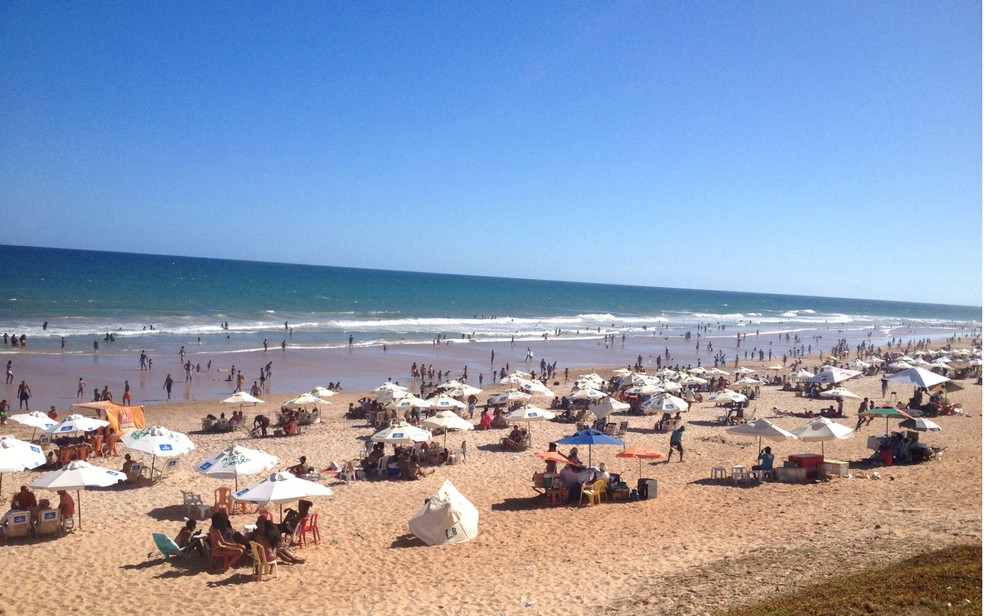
[443,384,483,398]
[10,411,57,431]
[624,384,662,396]
[516,379,555,398]
[43,414,110,436]
[221,391,264,406]
[884,366,950,389]
[804,368,862,385]
[899,417,942,432]
[489,389,533,406]
[9,411,58,442]
[867,357,885,365]
[687,367,707,375]
[734,377,763,386]
[819,387,861,399]
[233,471,334,518]
[568,388,607,401]
[121,426,195,477]
[30,460,124,529]
[284,393,331,408]
[588,397,629,420]
[791,417,854,456]
[733,367,756,375]
[374,382,408,392]
[503,404,556,423]
[707,389,748,403]
[658,381,683,392]
[767,365,785,371]
[421,411,475,450]
[790,369,814,379]
[727,418,799,451]
[376,388,411,404]
[370,421,432,446]
[640,394,689,415]
[0,436,46,496]
[195,445,279,490]
[679,376,709,386]
[887,361,912,371]
[852,359,871,369]
[310,386,336,398]
[427,395,467,411]
[387,395,431,410]
[704,368,730,376]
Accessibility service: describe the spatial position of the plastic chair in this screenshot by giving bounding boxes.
[208,528,244,572]
[212,487,232,515]
[249,541,279,580]
[126,464,144,483]
[256,507,273,522]
[580,479,605,506]
[297,512,320,548]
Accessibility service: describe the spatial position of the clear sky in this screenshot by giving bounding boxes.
[1,2,981,307]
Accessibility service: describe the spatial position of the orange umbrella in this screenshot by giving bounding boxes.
[533,451,572,465]
[616,446,665,479]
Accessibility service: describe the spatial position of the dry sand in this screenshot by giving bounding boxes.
[0,357,980,615]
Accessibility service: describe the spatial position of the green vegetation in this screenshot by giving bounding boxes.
[722,543,981,616]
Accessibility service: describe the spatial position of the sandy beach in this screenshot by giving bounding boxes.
[0,346,980,615]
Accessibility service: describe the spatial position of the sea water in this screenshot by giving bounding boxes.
[0,245,979,401]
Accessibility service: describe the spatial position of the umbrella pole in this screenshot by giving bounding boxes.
[77,489,82,531]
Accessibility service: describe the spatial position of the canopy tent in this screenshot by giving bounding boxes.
[408,480,478,546]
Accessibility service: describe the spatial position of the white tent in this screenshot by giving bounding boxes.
[408,480,478,546]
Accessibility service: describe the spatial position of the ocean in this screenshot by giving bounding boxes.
[0,244,980,401]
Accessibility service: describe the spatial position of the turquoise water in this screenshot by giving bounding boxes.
[0,244,979,355]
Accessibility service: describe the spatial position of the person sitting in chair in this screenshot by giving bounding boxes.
[11,485,37,511]
[752,447,775,472]
[208,510,246,566]
[502,425,524,450]
[175,519,206,557]
[278,500,313,541]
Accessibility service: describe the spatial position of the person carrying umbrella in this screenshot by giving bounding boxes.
[668,425,685,462]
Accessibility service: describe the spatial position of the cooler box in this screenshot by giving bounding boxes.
[637,478,658,500]
[867,435,887,451]
[819,460,848,479]
[788,453,824,479]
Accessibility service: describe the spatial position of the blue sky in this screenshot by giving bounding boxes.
[1,2,980,306]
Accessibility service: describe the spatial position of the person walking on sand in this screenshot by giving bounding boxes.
[77,377,86,401]
[5,360,12,384]
[163,374,174,401]
[122,380,131,406]
[668,425,685,462]
[17,380,31,410]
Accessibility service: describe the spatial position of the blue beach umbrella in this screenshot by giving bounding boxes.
[553,429,625,467]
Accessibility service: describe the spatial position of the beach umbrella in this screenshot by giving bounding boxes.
[733,377,763,386]
[804,368,861,385]
[422,411,475,449]
[733,367,756,375]
[516,379,555,398]
[194,445,278,490]
[640,394,689,415]
[790,417,854,456]
[679,376,708,386]
[767,365,785,371]
[503,405,556,443]
[687,367,707,375]
[370,421,432,446]
[284,393,330,408]
[589,397,630,420]
[884,367,951,389]
[615,446,665,480]
[30,460,123,530]
[533,450,572,466]
[426,395,467,411]
[899,417,942,432]
[569,388,607,402]
[852,359,871,369]
[624,384,662,396]
[790,369,814,380]
[375,388,410,404]
[727,418,799,451]
[121,426,195,477]
[387,395,431,410]
[310,387,336,398]
[9,411,57,442]
[554,429,624,467]
[408,480,478,546]
[0,436,46,497]
[233,471,334,519]
[489,389,532,406]
[860,407,913,434]
[819,387,861,399]
[887,361,912,372]
[374,382,408,392]
[707,390,748,404]
[43,414,110,436]
[221,391,264,414]
[704,368,730,376]
[443,384,483,398]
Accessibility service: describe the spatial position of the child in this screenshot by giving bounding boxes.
[460,440,469,463]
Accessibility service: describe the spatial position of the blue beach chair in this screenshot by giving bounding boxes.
[153,532,183,559]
